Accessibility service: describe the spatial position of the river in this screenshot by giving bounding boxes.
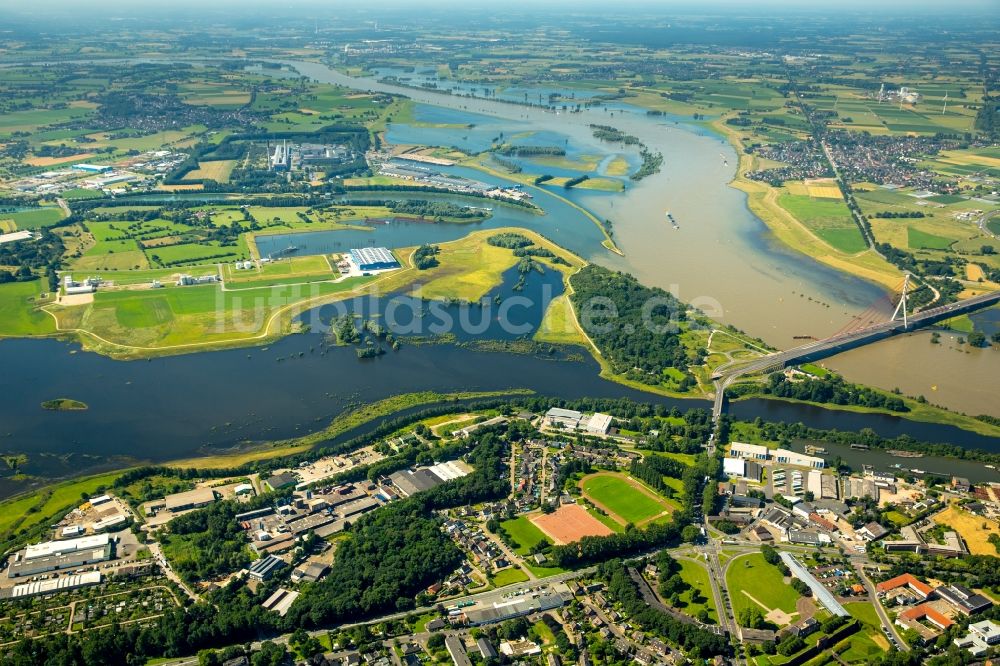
[2,58,999,500]
[281,60,1000,418]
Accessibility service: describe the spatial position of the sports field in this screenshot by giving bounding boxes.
[531,503,613,544]
[726,553,800,626]
[578,472,673,526]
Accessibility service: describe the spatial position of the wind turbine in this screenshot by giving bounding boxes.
[941,91,949,115]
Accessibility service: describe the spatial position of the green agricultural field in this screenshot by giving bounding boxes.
[579,472,672,525]
[60,188,103,201]
[927,194,965,205]
[500,516,551,555]
[0,279,57,336]
[777,193,867,253]
[0,107,95,135]
[907,227,953,250]
[148,242,244,267]
[0,207,65,230]
[54,275,370,350]
[726,553,800,622]
[224,255,333,286]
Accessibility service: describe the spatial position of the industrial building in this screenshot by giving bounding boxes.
[389,460,472,498]
[936,584,994,615]
[8,534,113,578]
[464,589,571,626]
[585,413,613,435]
[0,230,35,246]
[269,141,290,171]
[4,572,103,599]
[264,472,298,491]
[774,448,825,469]
[728,442,769,460]
[348,247,400,272]
[164,487,217,513]
[72,163,112,173]
[248,555,285,581]
[544,407,583,429]
[176,274,218,287]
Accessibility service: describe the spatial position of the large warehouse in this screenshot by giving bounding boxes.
[8,534,113,578]
[349,247,400,272]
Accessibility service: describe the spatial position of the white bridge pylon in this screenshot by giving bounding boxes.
[890,273,910,329]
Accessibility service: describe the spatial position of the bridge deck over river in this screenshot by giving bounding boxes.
[712,290,1000,422]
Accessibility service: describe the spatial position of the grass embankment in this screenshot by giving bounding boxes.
[709,116,901,290]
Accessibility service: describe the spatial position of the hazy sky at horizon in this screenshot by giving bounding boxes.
[3,0,997,10]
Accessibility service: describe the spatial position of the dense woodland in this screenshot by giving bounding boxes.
[569,264,701,387]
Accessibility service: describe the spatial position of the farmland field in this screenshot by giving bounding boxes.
[907,227,953,250]
[184,159,237,182]
[0,207,65,230]
[0,279,56,336]
[777,193,867,253]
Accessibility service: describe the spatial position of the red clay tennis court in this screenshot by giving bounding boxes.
[531,503,613,545]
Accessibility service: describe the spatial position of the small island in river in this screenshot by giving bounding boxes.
[41,398,89,412]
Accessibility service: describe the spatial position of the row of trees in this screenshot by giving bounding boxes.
[758,372,908,412]
[599,559,731,658]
